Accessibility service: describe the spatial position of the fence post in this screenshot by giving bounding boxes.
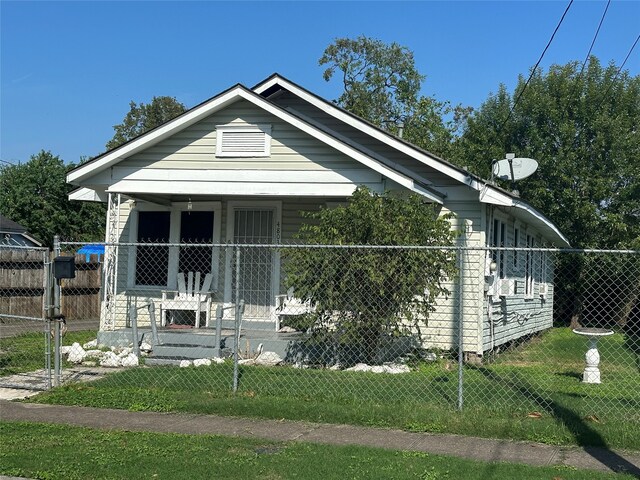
[53,235,62,387]
[233,247,241,393]
[457,246,464,411]
[44,250,52,390]
[214,305,223,358]
[130,303,141,358]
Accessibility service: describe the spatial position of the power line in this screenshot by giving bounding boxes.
[579,0,610,76]
[598,32,640,105]
[497,0,574,135]
[0,159,17,166]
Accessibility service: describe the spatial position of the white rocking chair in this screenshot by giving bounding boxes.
[274,287,315,331]
[160,272,213,329]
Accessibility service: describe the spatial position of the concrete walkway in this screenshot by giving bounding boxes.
[1,400,639,476]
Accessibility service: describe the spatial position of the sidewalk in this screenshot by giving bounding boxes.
[1,400,639,476]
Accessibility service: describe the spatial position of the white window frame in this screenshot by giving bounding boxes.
[524,233,536,298]
[128,201,222,290]
[215,123,272,157]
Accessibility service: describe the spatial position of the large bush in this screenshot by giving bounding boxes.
[283,187,458,364]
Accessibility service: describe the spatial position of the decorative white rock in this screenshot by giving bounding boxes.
[194,358,212,367]
[573,328,614,384]
[254,351,283,366]
[67,343,86,364]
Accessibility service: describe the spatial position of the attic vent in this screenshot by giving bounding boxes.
[216,124,271,157]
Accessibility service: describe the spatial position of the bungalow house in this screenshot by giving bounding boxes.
[66,74,569,359]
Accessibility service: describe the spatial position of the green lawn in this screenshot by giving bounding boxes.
[0,422,635,480]
[0,330,97,376]
[30,328,640,450]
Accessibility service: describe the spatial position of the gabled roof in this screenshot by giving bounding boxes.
[252,74,569,247]
[67,84,443,203]
[67,73,569,247]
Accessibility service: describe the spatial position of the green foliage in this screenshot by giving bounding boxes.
[319,36,460,159]
[0,151,106,247]
[454,58,640,249]
[105,96,186,150]
[283,187,458,362]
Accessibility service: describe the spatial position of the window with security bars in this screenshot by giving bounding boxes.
[178,211,214,275]
[216,124,271,157]
[135,211,170,286]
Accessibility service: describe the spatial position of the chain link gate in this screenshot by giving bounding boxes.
[0,245,53,391]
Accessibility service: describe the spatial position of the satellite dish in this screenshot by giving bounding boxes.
[492,155,538,181]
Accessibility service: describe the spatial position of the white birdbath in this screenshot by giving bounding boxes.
[572,327,614,384]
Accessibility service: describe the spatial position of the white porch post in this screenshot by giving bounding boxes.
[101,192,121,330]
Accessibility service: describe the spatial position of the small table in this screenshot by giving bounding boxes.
[572,327,614,384]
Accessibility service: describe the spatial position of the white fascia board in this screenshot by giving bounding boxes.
[511,200,570,247]
[478,184,514,206]
[68,187,108,202]
[478,184,569,246]
[67,89,243,184]
[108,180,366,197]
[233,89,441,203]
[254,76,472,187]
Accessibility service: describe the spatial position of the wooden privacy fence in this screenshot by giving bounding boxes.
[0,249,102,321]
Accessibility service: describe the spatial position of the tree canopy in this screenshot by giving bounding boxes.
[453,58,640,249]
[320,36,457,159]
[106,96,187,150]
[0,151,106,248]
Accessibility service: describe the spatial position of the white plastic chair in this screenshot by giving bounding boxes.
[274,287,314,331]
[159,272,213,329]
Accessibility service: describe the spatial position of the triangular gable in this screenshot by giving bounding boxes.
[67,84,444,203]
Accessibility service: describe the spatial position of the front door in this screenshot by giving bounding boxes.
[226,203,281,322]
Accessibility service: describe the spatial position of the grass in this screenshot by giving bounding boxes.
[30,328,640,450]
[1,421,636,480]
[0,330,97,376]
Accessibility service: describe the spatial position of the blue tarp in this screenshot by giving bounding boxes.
[77,244,105,262]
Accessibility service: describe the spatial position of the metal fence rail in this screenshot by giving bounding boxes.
[2,241,639,423]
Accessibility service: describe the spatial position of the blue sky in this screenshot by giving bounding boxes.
[1,1,638,165]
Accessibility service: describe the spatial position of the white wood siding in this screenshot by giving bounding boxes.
[101,100,386,196]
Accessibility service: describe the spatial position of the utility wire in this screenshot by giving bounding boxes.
[497,0,574,135]
[597,32,640,106]
[579,0,610,76]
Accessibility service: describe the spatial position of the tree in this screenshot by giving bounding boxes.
[283,187,458,364]
[106,96,186,150]
[320,36,458,159]
[453,58,640,327]
[0,151,106,248]
[454,58,640,249]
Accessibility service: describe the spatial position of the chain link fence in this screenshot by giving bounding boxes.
[0,245,52,390]
[2,240,638,422]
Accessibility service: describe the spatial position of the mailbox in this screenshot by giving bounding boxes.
[53,256,76,280]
